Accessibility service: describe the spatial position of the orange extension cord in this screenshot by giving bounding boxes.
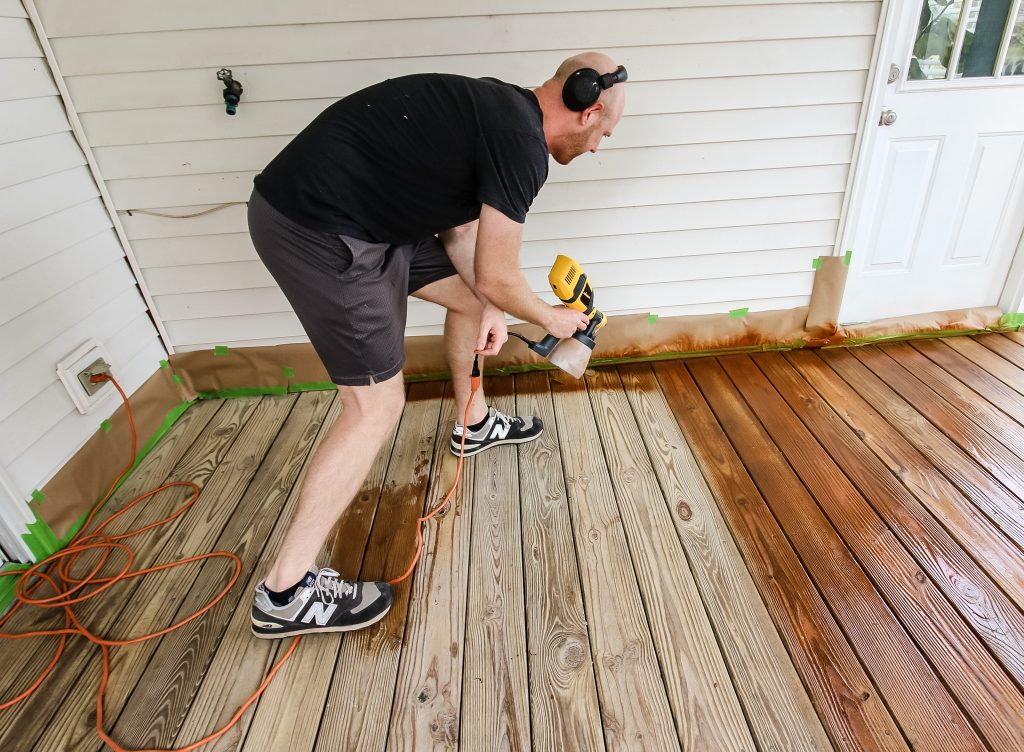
[0,362,480,751]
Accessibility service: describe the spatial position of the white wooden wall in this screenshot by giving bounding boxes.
[33,0,882,351]
[0,0,165,556]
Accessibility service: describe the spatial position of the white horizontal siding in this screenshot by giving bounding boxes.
[34,0,881,351]
[0,131,86,190]
[107,164,850,215]
[68,46,872,113]
[0,11,164,534]
[0,57,56,101]
[97,132,858,183]
[5,337,166,496]
[132,220,840,269]
[34,0,864,37]
[48,5,879,76]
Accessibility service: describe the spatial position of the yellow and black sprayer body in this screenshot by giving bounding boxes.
[509,255,606,378]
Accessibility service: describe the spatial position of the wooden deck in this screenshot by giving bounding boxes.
[2,333,1024,751]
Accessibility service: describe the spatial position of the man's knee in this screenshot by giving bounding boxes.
[337,373,405,423]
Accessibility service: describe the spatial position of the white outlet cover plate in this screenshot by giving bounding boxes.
[56,339,112,415]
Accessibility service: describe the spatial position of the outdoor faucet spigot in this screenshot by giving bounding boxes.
[217,68,243,116]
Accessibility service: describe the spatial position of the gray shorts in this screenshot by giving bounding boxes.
[247,189,457,385]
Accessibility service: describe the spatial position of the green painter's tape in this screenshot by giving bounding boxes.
[999,312,1024,329]
[0,562,31,614]
[844,250,853,265]
[282,366,295,380]
[811,257,822,270]
[3,397,203,612]
[648,314,658,323]
[196,386,288,400]
[172,374,183,385]
[792,338,807,348]
[214,345,230,356]
[729,308,749,319]
[22,509,61,562]
[159,359,170,370]
[31,489,45,503]
[289,381,336,393]
[196,381,337,399]
[841,328,986,347]
[61,399,195,544]
[101,419,112,433]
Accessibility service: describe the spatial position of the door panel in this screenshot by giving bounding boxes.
[841,0,1024,323]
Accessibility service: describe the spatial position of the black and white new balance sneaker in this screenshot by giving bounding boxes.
[251,567,393,638]
[450,406,543,457]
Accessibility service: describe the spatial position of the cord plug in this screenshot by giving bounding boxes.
[470,354,481,390]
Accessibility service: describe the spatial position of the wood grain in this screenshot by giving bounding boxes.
[585,367,753,751]
[758,352,1024,680]
[850,345,1024,500]
[942,336,1024,396]
[785,350,1024,613]
[0,398,220,644]
[549,376,681,751]
[238,387,407,752]
[733,353,1024,750]
[0,398,258,749]
[387,383,474,751]
[620,363,833,752]
[879,341,1024,452]
[688,356,984,752]
[461,377,530,751]
[652,360,908,752]
[311,381,444,752]
[108,391,334,750]
[909,339,1024,428]
[170,394,344,752]
[817,348,1024,551]
[29,396,297,752]
[976,332,1024,367]
[513,371,604,752]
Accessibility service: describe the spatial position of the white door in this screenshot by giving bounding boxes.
[841,0,1024,323]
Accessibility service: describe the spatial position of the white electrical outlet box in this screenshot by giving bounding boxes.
[56,340,112,415]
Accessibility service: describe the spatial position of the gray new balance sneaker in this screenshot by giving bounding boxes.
[251,567,393,638]
[450,406,544,457]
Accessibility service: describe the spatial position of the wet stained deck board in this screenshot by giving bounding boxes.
[2,333,1023,752]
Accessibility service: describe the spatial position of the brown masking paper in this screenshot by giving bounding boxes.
[33,366,193,541]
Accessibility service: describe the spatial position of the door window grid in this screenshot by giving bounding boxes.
[909,0,1024,80]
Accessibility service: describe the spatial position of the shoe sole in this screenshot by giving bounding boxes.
[449,426,544,457]
[250,600,392,639]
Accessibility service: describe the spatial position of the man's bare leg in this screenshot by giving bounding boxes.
[412,274,488,425]
[264,370,406,591]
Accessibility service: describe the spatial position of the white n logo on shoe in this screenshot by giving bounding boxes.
[490,422,510,440]
[301,602,338,626]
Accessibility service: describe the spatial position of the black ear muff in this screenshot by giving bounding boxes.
[562,65,628,112]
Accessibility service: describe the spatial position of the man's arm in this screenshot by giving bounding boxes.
[437,220,488,304]
[474,204,587,338]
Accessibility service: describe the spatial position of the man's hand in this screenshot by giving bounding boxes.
[546,305,590,339]
[476,303,509,356]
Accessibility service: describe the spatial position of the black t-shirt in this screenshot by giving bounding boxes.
[253,73,549,244]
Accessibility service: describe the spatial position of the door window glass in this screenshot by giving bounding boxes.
[957,0,1012,77]
[909,0,1021,79]
[1003,4,1024,75]
[910,1,967,79]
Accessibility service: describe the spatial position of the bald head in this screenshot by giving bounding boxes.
[534,51,627,164]
[553,52,617,84]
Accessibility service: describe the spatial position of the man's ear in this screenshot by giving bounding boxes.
[581,101,605,125]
